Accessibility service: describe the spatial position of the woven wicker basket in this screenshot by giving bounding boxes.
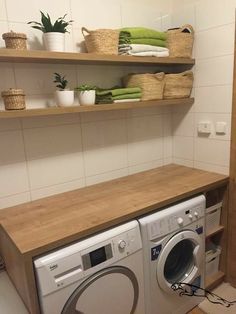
[167,24,194,58]
[123,72,165,101]
[81,27,119,55]
[2,31,27,50]
[1,88,26,110]
[164,71,193,99]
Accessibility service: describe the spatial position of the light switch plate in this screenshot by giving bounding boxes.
[216,122,226,134]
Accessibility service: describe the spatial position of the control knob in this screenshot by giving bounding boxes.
[188,214,193,220]
[118,240,127,250]
[194,211,199,218]
[177,217,184,226]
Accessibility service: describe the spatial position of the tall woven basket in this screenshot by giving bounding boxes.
[164,71,193,99]
[2,31,27,50]
[167,24,194,58]
[1,88,26,110]
[123,72,165,101]
[81,27,119,55]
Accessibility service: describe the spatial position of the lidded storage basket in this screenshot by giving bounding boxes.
[2,31,27,50]
[164,71,193,99]
[167,24,194,58]
[123,72,165,101]
[81,27,119,55]
[1,88,26,110]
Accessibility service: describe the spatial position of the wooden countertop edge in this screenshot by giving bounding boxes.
[3,175,228,259]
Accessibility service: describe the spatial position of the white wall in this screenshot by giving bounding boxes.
[170,0,234,175]
[0,0,173,209]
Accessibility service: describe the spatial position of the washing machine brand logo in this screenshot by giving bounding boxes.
[151,244,162,261]
[49,264,58,271]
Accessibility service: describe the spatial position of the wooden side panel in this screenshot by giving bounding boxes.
[0,226,40,314]
[228,22,236,287]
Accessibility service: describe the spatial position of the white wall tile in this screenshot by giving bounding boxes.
[121,3,162,29]
[0,119,21,132]
[173,136,194,160]
[195,24,235,60]
[0,21,9,47]
[24,124,84,189]
[6,0,72,23]
[0,131,29,197]
[194,85,233,113]
[0,63,16,91]
[195,113,231,141]
[173,157,194,168]
[80,110,126,124]
[194,55,234,87]
[172,113,194,136]
[127,115,163,166]
[128,159,163,175]
[171,4,196,29]
[194,161,229,175]
[86,168,128,186]
[31,178,85,200]
[0,192,31,210]
[71,0,122,29]
[0,0,7,20]
[82,119,127,177]
[195,0,235,31]
[14,63,77,95]
[22,113,80,129]
[194,138,230,167]
[164,136,172,158]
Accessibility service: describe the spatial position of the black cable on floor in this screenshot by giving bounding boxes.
[171,282,236,308]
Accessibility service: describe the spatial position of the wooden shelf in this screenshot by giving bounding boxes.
[0,48,195,66]
[206,225,225,239]
[0,98,194,118]
[205,271,225,290]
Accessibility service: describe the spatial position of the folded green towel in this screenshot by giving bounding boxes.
[119,37,167,47]
[120,27,167,40]
[112,92,142,100]
[96,87,141,97]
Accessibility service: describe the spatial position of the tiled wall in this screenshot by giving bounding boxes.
[170,0,234,175]
[0,0,173,209]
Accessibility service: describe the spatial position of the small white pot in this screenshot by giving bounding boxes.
[78,90,96,106]
[43,32,65,52]
[55,90,74,107]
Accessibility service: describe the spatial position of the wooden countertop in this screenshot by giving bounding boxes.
[0,164,228,257]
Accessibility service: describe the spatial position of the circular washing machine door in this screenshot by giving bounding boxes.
[156,230,202,293]
[61,266,139,314]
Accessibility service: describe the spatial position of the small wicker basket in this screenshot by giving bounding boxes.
[167,24,194,58]
[123,72,165,101]
[81,27,119,55]
[1,88,26,110]
[164,71,193,99]
[2,31,27,50]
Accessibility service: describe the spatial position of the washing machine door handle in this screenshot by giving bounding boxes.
[193,244,201,268]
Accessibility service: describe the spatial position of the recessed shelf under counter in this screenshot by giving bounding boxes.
[0,98,194,118]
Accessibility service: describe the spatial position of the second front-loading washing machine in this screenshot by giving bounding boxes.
[138,195,206,314]
[34,220,145,314]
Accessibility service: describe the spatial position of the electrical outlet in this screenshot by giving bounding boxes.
[198,121,212,134]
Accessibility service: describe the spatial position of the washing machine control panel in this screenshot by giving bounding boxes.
[146,195,205,240]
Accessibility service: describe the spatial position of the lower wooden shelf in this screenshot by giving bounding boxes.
[206,225,224,239]
[0,98,194,118]
[205,271,225,290]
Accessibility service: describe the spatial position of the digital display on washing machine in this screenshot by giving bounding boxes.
[90,246,107,267]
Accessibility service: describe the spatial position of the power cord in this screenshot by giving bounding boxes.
[171,282,236,308]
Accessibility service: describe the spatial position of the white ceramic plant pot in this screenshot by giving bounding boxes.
[55,90,74,107]
[43,32,65,52]
[78,90,96,106]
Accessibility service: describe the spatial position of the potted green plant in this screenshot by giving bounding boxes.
[28,11,73,52]
[75,84,96,105]
[54,73,74,107]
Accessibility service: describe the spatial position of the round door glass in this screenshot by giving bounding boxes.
[164,239,195,284]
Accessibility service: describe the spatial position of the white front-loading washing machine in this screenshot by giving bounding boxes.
[138,195,206,314]
[34,220,145,314]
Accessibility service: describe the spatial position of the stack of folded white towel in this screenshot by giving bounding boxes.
[118,44,169,57]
